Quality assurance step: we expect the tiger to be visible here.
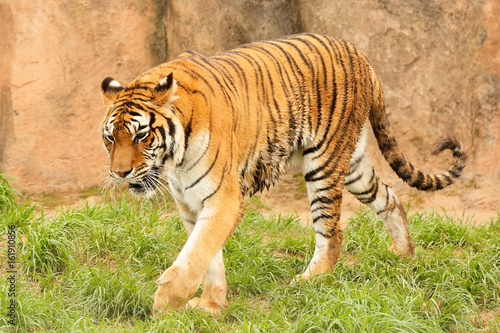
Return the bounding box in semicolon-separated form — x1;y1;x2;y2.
99;33;468;315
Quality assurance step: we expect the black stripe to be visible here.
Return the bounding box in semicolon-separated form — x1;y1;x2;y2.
312;213;338;224
149;112;156;128
367;167;376;184
349;169;376;196
361;180;379;204
434;176;443;190
288;35;323;133
223;50;266;174
390;157;407;178
443;174;452;184
155;126;166;141
214;57;250;132
202;163;228;204
448;169;460;178
122;101;156;113
183;119;192;151
286;35;329;135
349;184;376;196
186;138;210;171
347;154;364;174
155;127;171;159
249;45;292;129
314;175;343;193
266;41;305;83
166;117;175;136
304;141;349;182
381;183;390;211
214;56;248;89
315;230;333;238
310;193;342;207
124;91;151;101
186;147;220;190
344;173;363;186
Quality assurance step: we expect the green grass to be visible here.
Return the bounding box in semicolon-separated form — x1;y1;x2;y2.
1;174;499;332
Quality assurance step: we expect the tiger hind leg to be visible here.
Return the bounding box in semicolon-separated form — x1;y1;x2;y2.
344;127;415;257
299;155;345;279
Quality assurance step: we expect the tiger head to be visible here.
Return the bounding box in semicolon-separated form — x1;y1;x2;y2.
100;73;184;197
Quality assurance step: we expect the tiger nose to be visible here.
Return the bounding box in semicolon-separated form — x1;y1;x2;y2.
112;168;132;178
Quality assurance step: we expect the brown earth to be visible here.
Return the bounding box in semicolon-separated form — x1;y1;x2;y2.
0;0;499;219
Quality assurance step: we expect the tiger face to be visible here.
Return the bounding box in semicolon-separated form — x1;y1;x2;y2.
100;74;184;197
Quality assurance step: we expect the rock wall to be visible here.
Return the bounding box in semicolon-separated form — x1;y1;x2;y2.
0;1;163;192
0;0;499;200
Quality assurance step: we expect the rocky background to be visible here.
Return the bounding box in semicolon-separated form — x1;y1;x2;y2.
0;0;499;212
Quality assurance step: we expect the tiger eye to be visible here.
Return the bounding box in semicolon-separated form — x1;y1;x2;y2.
105;134;114;143
134;132;149;144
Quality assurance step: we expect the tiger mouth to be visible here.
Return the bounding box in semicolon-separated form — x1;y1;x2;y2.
127;166;161;196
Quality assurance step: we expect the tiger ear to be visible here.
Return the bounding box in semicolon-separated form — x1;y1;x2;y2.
153;72;178;105
101;77;124;107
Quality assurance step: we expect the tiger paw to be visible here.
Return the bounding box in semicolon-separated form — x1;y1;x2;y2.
388;244;414;258
186;297;225;315
289;273;311;286
152;265;202;317
291;272;310;283
291;271;330;285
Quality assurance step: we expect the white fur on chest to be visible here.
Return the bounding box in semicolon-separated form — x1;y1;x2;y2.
165;130;214;213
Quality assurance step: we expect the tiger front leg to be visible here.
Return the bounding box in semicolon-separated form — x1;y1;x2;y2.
174;202;229;314
153;177;243;316
187;249;228;314
154;257;228;315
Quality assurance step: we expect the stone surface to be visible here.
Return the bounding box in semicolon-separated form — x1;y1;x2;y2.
1;0;162;192
0;0;498;213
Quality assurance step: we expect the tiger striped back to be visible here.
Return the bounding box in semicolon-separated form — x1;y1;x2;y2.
160;34;374;196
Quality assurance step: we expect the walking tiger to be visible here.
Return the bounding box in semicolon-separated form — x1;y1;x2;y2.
100;33;468;315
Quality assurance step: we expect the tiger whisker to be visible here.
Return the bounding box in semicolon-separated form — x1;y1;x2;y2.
149;172;171;197
151;172;174;193
155;163;190;177
151;167;186;188
99;175;115;200
145;175;166;208
156;178;173;198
